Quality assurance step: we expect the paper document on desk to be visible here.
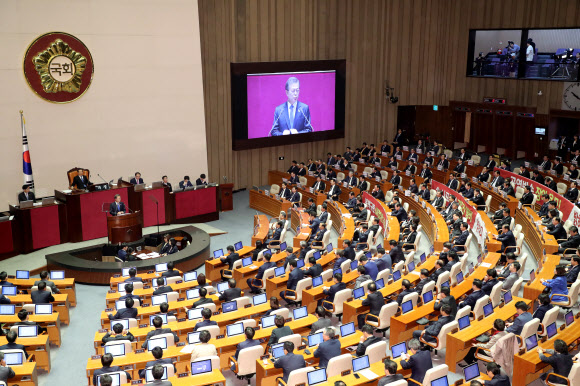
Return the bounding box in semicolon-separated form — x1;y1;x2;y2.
359;369;379;380
137;253;148;258
409;271;420;275
301;232;310;236
342;213;352;218
179;345;195;354
249;265;257;269
480;262;492;268
147;252;160;257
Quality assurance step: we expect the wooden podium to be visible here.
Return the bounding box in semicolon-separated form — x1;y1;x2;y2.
107;211;143;244
219;183;234;211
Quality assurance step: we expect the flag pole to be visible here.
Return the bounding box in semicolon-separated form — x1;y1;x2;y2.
21;110;35;191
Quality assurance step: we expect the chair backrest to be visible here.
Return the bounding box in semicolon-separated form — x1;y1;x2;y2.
515;187;524;199
421;281;435;296
565;362;580;384
563;220;574;233
385;191;393;202
337;172;345;181
376;269;390;284
471;155;481;164
270;184;280;195
340;259;351;273
436;271;450;292
321;231;331;247
22;304;35;313
489;282;503;308
365;340;387;364
299;176;307;186
165;291;179;303
197;303;217;313
539;306;560;336
568;281;580;304
557;183;567;194
197;325;220;339
286;366;315;386
238;319;257;329
293;278;313;301
393;261;404;274
511;277;524;297
455;305;471;321
443;149;453;159
130;281;144;290
449;263;462;285
359;280;373;293
518;318;541;347
509;217;515;231
232;297;251;309
321;269;333;282
403;202;409;212
380;170;389;180
404;251;415;266
330;289;353;315
435;321;458;350
232;259;243;271
414;233;422;249
513;223;522;238
473;295;491;320
364;167;373;175
326;354;353;378
351;164;358;172
30;285;52;294
459;254;468;271
421;364;449;386
236;345;265;376
278;333;302;348
402;292;419;308
165;276;183;285
99;371;127;385
517;253;527;276
262;267;276;287
150;333;176;347
374;302;399;329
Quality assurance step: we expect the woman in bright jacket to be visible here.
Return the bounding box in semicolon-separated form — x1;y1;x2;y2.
541;265;569;303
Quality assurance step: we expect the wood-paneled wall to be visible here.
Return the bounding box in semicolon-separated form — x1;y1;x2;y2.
198;0;580;190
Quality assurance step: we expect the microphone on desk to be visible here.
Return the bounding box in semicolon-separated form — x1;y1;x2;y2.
298;108;314;132
268;111;283;137
149;195;158;204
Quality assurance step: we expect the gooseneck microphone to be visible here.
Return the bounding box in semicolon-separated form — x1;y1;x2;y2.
268;111;283;137
298;108;314;132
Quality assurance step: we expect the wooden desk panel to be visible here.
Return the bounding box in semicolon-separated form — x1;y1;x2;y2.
8;362;37;386
251;215;270;247
302;269;360;314
0;314;61;347
233;250;288;290
0;335;50;372
249;189;291;218
290;210;311;248
477;211;502;252
11;278;77;307
8;294;69;325
204;246;255;283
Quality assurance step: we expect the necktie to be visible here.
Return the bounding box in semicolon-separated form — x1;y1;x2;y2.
289;105;295;129
117;204;120;212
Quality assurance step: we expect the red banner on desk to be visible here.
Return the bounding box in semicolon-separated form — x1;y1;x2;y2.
141;188;166;227
30;205;60;249
494;167;580;226
362;191;389;231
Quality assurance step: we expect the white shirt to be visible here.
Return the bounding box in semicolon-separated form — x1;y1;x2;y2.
287;101;297;129
526;45;534;61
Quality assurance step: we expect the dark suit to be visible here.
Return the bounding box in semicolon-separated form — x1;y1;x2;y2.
280;269;304;303
482;278;499;296
486;374;511;386
559;234;580;253
193;319;218;331
18;191;36;203
102;332;135;344
565;188;579;202
389;246;404;265
567;265;580;283
218;287;242;302
497;230;516;254
321;282;347;308
109;307;138;320
92;366;131;386
271;101;312;136
162;182;172;192
432;196;444;209
414;315;453;342
274;352;306;383
153;285;173;296
195;178;207;186
0;342;28;359
71;175;90;190
390;175;402;185
109;202;127;216
419;168;433;180
0;365;15;383
452;231;469;252
192;297;214;308
447;179;459;190
327;185;342;200
268;325;293;346
142;328;179;348
372;190;385;201
485;160;497;169
355;335;381;357
13;320;46;334
547;223;567;241
459;290;484;310
490;175;504;188
378;374;404;386
437;159;449;170
344;246;356;261
313;338;341;368
358;291;384;328
130;177;144;185
478;172;490;183
31;290;54;304
400;349;433;384
520;192;534;205
434;295;457;318
279;188;291;200
396;289;414;305
304;264;323;278
248;261;276;292
161;269;181;278
220;252;240;270
312;180;326;192
179;180;193;189
233;339;261;360
138;358;176;378
539;351;574;384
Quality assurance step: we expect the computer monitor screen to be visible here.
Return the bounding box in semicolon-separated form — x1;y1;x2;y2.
326;243;333;253
186;289;200;300
280;242;287;251
333;268;342;275
463;363;480;382
50;270;65;280
275;267;286;277
18;325;38;337
422;290;434;304
152;277;167;288
456;271;464;284
271;343;285;359
340;322;355;337
307;368;328;385
546;322;557;339
293;306;308;320
35;304;53;314
145;366;168;382
188;331;201;344
296;259;305;269
188;308;203;320
431;376;449;386
420;253;426;263
365;251;372;259
261;315;276;328
149;314;168;326
393;270;402;281
222;301;238;313
430;245;435;254
152;294;168;306
408;261;415;272
217;282;229;293
184;272;198;282
307;332;324;347
148;337;168;351
2;286;17;296
375;278;385;290
313;276;323;287
503;290;512;304
105;343;126;357
535;127;546;135
441;281;449;289
213;249;224;258
253;293;267;306
3;352;23;366
117;282;128;293
0;305;15;315
16;270;29;279
565;311;574;326
477;254;482;264
115;300;128;310
313;251;321;260
525;334;538;351
468;263;474;274
121;267;135;277
234;241;243;251
350;260;358;270
226;323;244;337
391;342;407;358
155;263;168;273
458;315;471;330
98;373;121;386
353;287;365;299
191;359;212;375
110;319;130;331
242;257;253;267
352;355;370;372
483;302;493;317
401;300;413;314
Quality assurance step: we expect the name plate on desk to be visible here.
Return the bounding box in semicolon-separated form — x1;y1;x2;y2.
99;329;108;333
244;304;252;308
550;170;556;175
342;370;351;376
177;342;186;347
467;160;473;166
472;177;478;184
437;165;443;171
402;146;409;151
131;381;143;385
92;355;102;360
108;290;116;294
285;318;292;323
178;318;186;322
147;270;154;274
139;324;148;328
105;308;114;312
178;297;185;302
396;155;402;160
405;170;410;176
178;373;189;378
175;280;183;284
461;173;467;179
135;349;145;354
422;201;426;209
113;274;120;278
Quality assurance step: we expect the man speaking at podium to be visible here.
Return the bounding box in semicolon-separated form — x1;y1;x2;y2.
109;194;127;216
270;77;313;136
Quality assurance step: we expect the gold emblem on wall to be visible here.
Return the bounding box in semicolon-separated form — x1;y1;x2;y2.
23;32;94;103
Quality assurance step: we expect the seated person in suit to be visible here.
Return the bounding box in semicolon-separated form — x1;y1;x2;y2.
147;364;173;386
231;327;261;371
567;256;580;283
313;327;341;368
453;159;466;175
71;169;91;190
161;237;179;256
414;269;431;294
311;306;332;332
428;259;446;285
401;223;418;250
400;338;433;384
565;181;579;202
354;203;368;224
34;270;60;294
31;281;55;304
189;287;214;308
219;245;240;280
190;330;217;361
359;255;378;280
371;185;385;201
434;286;457;318
92;353;132;386
130;172;144;185
310;223;327;248
267;221;284;245
109;194;126;216
345;192;358;210
288;171;300;185
451;222;470;253
354;266;372;289
378;359;404;386
161;175;172;192
13;309;46;334
193;308;218;331
0;331;28;359
458;279;485;310
0;272;12;287
460;319;507;366
391;203;408;223
102;321;135;344
195;173;207;186
288;186;301;207
108;297;138;320
482;269;499;296
218;278;242;302
538;338;575;384
501;262;520;291
18;184;35;203
280;260;305;305
558;226;580;255
357;282;384;328
355;324;382;357
477;166;490;183
279;182;291;200
373;247;391;273
532;293;553;327
505;301;532;335
495;224;516;257
519;185;534;206
471;188;485;207
268;315;293;346
262;297;281;317
501;180;515;197
297;162;307;176
304;256;323;278
118;283;141;303
142;316;180;349
138;346;176;379
326;179;342;201
161;262;181;278
117;244;129;262
124;268;143;283
152;277;173;295
532;170;545;185
247;252;276;293
413;304;453;343
179;175;193;189
352;224;370;250
545;176;558;191
396;279;414;305
273;341;306;384
319;273;347;309
312;175;325;192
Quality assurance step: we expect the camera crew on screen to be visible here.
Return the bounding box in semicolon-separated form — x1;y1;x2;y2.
269;77;313;136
